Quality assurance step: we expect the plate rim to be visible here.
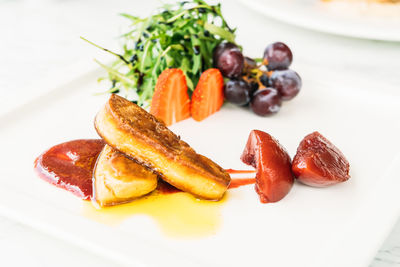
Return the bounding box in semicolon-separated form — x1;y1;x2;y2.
235;0;400;42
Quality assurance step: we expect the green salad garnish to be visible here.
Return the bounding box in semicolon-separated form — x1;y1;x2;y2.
83;0;236;107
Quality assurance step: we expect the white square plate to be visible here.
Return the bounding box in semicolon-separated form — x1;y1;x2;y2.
0;65;399;267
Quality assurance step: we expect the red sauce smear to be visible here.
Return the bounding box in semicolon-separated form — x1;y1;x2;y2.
225;169;256;189
229;178;256;189
34;140;256;200
225;168;256;174
34;139;105;200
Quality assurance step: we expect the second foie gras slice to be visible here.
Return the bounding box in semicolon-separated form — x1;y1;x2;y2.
93;144;158;207
95;94;230;200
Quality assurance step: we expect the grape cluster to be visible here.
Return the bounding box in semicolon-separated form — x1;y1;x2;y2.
213;42;302;116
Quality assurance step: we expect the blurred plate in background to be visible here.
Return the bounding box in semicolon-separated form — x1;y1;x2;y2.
236;0;400;42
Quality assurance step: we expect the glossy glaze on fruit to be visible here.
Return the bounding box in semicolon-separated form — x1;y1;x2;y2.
292;132;350;187
241;130;294;203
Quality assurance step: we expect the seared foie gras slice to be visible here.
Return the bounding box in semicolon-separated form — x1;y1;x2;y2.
93;144;158;207
95;94;230;200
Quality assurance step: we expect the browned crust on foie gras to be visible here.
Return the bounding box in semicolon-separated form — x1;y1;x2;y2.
94;94;230;200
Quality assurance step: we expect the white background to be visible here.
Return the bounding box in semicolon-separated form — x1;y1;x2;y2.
1;0;399;266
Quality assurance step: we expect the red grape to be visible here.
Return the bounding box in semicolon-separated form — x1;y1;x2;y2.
213;42;244;78
250;88;282;116
224;80;252;106
263;42;293;70
269;69;301;101
243;56;257;73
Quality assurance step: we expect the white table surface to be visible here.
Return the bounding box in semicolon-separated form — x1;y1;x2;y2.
1;0;399;266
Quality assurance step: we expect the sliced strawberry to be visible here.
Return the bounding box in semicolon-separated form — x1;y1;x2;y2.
150;68;191;126
191;68;224;122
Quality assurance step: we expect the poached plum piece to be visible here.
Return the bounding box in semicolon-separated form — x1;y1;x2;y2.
241;130;294;203
292;132;350;187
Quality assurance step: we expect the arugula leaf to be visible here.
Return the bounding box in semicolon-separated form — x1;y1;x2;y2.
85;0;236;107
204;23;235;43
